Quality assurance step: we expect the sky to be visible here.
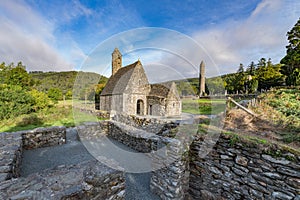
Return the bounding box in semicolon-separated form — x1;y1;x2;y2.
0;0;299;81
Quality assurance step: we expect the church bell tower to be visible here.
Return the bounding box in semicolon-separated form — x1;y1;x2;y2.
112;48;122;76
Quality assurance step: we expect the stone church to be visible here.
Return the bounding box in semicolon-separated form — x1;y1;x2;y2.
99;48;181;116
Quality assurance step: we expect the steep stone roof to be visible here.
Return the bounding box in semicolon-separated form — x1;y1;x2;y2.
149;82;173;98
101;61;140;95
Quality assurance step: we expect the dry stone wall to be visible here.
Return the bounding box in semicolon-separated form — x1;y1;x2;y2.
107;119;189;199
2;116;299;200
111;112;179;134
0;127;66;181
0;132;23;181
0;160;125;200
150;137;190;200
22;126;66;149
0;126;125;200
189;133;300;200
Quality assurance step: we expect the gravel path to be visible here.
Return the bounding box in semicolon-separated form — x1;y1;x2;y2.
20;128;160;200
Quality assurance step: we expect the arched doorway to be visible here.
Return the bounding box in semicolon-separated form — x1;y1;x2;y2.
137;99;144;115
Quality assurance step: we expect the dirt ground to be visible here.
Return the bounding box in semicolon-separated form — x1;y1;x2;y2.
223;108;300;149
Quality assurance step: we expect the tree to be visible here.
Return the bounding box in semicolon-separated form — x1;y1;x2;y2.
206;77;225;95
246;61;256;76
0;62;35;88
234;63;246;93
0;84;34;119
47;88;63;102
257;63;284;90
281;18;300;85
237;63;244;73
29;89;52;111
257;58;267;68
65;90;73;100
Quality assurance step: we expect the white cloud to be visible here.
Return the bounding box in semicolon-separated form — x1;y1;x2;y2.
192;0;300;75
0;0;74;71
0;19;72;71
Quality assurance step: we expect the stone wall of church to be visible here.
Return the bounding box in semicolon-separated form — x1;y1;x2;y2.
166;100;181;116
124;94;148;115
99;95;112;111
165;88;182;116
147;96;166;116
111;94;123;113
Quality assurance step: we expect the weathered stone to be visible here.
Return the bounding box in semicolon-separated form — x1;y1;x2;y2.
286;177;300;189
250;188;264;198
0;165;11;173
262;154;290;165
294;195;300;200
271;191;294;200
235;155;248;166
232;167;248;176
208;166;222;175
200;189;217;200
277;167;300;178
0;173;8;181
220;155;231;160
252;173;273;185
263;172;282;180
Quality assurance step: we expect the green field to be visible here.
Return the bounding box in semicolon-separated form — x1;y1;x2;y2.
0;101;103;133
182;99;226;115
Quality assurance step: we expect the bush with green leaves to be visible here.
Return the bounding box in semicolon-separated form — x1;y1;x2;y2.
29;89;52;111
47;87;63;102
0;84;34;120
262;88;300;131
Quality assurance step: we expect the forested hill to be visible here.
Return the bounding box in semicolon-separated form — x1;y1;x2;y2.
30;71;108;99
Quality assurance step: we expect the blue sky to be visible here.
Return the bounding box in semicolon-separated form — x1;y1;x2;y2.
0;0;299;79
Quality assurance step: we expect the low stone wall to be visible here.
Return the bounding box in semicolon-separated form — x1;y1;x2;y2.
74;106;110;119
21;126;66;150
76;121;109;140
0;126;125;199
111;113;179;134
189;133;300;200
0;160;125;199
0;132;23;180
150;137;190;200
106;120;189;199
108;121;155;153
0;126;66;182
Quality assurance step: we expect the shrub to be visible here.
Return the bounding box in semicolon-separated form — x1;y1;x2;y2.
47;87;63;103
28;89;52;111
0;84;34;119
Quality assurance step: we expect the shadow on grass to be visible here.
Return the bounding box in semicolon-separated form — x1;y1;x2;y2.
3;113;76;133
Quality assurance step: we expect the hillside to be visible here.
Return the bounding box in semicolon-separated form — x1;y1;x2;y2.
30;71;108;99
168;76;226;96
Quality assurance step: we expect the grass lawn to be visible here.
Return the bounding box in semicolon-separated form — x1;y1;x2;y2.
182;99;226;115
0;102;104;133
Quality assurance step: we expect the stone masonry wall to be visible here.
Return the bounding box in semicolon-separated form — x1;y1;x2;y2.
107;119;189;199
0;160;125;199
112;112;179;134
0;132;23;180
0;125;125;200
0;126;66;181
189;133;300;200
150;136;190;200
21;126;66;150
108;121;155;153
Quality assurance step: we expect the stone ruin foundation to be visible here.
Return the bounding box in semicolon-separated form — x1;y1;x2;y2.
0;113;299;199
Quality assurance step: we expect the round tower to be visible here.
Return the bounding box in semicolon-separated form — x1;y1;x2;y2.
199;61;205;97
